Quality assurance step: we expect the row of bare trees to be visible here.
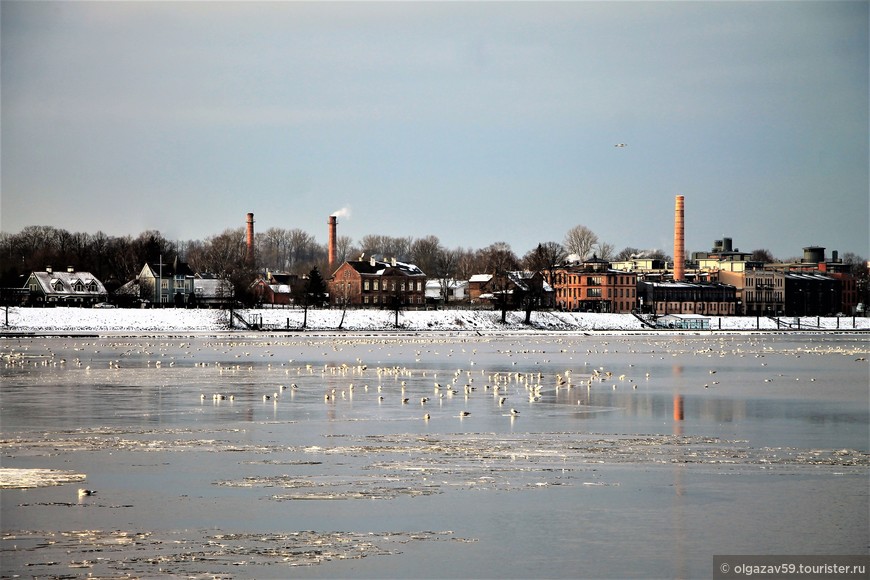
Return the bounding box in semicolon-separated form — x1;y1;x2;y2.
8;222;859;303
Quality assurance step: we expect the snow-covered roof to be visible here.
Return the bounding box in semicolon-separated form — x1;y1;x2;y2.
469;274;492;283
27;270;107;296
344;259;426;277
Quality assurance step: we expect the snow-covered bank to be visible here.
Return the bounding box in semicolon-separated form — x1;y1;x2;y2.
2;307;868;333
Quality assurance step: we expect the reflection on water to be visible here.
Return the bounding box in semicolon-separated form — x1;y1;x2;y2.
1;333;868;578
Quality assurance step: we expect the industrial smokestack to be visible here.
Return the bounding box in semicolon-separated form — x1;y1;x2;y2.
673;195;685;282
246;212;255;265
328;215;337;272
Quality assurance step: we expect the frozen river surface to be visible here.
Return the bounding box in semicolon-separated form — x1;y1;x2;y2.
2;332;868;578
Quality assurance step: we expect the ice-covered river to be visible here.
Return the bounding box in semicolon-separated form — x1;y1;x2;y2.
2;332;868;578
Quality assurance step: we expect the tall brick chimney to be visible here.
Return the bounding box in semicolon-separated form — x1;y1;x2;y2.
246;212;255;265
673;195;685;282
328;215;337;272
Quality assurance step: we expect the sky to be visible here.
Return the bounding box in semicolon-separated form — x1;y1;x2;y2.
2;1;868;261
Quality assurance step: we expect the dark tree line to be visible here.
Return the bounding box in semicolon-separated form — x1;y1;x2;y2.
4;223;864;306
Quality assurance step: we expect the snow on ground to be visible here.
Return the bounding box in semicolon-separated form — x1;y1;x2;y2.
2;307;868;333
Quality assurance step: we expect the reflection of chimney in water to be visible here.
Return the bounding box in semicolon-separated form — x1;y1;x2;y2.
673;394;684;421
673;195;685;281
328;215;337;272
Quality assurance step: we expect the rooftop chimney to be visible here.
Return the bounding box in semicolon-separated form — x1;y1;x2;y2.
246;213;255;265
673;195;685;282
67;266;75;273
328;215;337;272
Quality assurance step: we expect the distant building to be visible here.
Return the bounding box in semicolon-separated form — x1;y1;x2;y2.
425;279;468;304
718;269;785;316
545;255;637;313
470;271;552;309
782;273;841;316
329;257;427;308
24;266;108;306
251;271;297;306
191;274;236;308
636;281;737;316
138;257;195;305
768;247;856;315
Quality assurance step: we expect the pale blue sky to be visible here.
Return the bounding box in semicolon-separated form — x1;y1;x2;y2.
2;1;867;260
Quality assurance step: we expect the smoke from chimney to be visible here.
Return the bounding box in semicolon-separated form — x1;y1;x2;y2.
328;215;337;272
331;207;351;219
246;212;255;265
673;195;685;282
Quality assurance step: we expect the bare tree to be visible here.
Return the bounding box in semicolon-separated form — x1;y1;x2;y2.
563;225;598;260
522;242;565;272
411;235;441;275
433;247;460;304
593;241;615;261
751;249;776;263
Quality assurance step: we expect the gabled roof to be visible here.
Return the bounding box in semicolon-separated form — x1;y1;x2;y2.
142;257;195;278
27;270;107;296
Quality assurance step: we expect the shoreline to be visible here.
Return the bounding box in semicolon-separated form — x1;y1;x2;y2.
2;306;868;336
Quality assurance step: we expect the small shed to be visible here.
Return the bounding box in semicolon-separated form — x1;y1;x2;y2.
655;314;711;330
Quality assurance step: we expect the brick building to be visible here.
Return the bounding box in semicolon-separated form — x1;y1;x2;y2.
545;256;637;313
329;257;427;308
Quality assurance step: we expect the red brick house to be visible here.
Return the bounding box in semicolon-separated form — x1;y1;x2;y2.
329;257;427;308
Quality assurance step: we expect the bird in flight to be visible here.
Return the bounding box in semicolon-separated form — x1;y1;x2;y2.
614;143;628;148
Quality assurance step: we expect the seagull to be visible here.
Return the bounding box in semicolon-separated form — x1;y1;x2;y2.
78;488;96;496
510;408;520;416
614;143;628;148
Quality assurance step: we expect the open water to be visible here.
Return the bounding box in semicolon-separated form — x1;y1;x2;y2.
1;331;868;578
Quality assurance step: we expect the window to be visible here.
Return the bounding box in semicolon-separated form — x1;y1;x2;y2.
53;280;64;292
364;280;370;291
400;282;405;292
374;280;379;291
587;288;602;298
73;281;84;292
161;279;169;290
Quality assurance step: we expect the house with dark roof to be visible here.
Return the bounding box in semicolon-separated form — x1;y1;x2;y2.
470;271;552;309
328;256;427;308
138;257;196;306
24;266;108;306
251;271;297;306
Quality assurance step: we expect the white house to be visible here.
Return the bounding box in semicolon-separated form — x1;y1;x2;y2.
25;266;108;306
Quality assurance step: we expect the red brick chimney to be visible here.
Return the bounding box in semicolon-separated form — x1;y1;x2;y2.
328;215;337;272
673;195;685;282
246;212;255;265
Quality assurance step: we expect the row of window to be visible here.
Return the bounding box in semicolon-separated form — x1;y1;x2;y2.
745;291;783;302
745;276;783;288
552;274;637;286
363;295;425;305
558;287;637;299
160;279;190;290
362;279;424;293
